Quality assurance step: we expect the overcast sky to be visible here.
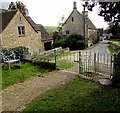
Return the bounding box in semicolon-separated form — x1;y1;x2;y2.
0;0;109;29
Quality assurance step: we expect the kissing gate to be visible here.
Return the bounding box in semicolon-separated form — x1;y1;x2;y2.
54;50;114;79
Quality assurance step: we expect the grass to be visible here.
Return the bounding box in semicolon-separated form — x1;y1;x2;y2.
24;78;120;111
112;41;120;45
1;62;48;89
108;45;118;54
57;60;73;70
45;26;58;30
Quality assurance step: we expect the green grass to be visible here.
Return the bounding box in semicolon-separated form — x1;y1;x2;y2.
24;78;120;111
1;62;48;89
45;26;57;30
112;41;120;45
108;45;118;54
57;60;73;70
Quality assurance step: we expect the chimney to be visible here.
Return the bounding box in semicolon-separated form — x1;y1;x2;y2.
73;2;77;9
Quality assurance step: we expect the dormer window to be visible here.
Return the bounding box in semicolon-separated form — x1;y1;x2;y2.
72;17;74;22
17;24;25;36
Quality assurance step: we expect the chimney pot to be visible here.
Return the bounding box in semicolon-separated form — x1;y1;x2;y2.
73;2;77;9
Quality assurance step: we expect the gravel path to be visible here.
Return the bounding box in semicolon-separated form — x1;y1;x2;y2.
1;40;111;112
2;70;78;111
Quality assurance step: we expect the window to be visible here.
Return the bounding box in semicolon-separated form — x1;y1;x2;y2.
66;30;69;34
72;17;74;22
18;25;25;36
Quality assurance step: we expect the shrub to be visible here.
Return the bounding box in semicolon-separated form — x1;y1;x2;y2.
76;40;85;50
53;33;85;50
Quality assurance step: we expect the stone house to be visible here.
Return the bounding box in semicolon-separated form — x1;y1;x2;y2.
62;2;98;46
0;10;53;55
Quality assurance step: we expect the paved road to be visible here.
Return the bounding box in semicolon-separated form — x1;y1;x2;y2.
85;40;111;54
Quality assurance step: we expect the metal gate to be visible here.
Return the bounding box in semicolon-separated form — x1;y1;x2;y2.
55;50;114;79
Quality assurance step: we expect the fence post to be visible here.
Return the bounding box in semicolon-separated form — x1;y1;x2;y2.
94;52;96;72
79;51;82;74
54;49;57;70
112;52;120;86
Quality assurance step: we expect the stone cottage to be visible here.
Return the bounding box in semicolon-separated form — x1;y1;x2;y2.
0;10;53;55
62;2;98;46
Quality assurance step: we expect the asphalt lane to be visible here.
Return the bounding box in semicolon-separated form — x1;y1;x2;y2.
85;40;111;54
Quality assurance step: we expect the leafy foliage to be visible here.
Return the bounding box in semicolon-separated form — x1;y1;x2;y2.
82;1;120;24
106;22;120;35
8;1;28;15
1;47;29;62
53;33;85;50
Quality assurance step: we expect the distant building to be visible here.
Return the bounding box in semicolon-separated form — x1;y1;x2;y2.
62;2;98;46
0;10;53;55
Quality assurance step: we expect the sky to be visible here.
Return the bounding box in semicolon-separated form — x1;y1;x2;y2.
0;0;109;29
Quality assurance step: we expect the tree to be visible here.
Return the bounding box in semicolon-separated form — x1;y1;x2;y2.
106;22;120;35
8;1;28;15
81;0;120;26
57;15;66;39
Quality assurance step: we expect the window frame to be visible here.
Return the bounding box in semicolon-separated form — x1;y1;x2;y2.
17;24;25;36
66;30;69;35
72;17;74;22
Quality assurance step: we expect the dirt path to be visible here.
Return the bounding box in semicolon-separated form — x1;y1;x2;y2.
2;70;78;111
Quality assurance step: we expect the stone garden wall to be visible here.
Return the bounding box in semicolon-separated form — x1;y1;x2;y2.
24;47;70;61
111;42;120;53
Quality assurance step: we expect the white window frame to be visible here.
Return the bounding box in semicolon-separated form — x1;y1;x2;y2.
17;24;25;36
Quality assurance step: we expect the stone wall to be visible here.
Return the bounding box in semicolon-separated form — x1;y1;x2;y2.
111;42;120;53
25;47;70;61
62;9;86;36
1;10;44;55
88;29;98;47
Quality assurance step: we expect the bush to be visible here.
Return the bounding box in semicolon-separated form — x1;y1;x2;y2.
53;33;85;50
76;40;85;50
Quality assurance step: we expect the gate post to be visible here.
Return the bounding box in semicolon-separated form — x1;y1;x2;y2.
54;49;57;70
112;52;120;86
79;51;82;74
94;52;96;72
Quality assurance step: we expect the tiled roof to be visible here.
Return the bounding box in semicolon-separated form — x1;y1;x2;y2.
0;10;53;41
37;24;53;41
0;10;17;33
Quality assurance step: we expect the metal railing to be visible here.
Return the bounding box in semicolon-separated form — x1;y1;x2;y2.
55;50;114;79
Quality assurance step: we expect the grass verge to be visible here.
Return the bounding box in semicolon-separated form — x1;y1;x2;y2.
1;62;49;89
108;45;118;54
112;41;120;45
24;78;120;111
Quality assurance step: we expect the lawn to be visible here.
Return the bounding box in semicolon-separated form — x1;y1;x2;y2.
108;45;118;54
24;78;120;111
112;41;120;45
1;62;49;89
45;26;57;30
57;60;73;70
